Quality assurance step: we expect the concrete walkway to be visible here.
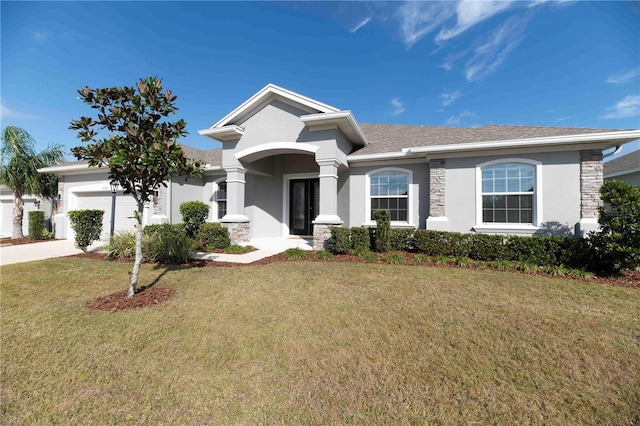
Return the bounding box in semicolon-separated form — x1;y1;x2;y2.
0;240;106;266
0;239;284;266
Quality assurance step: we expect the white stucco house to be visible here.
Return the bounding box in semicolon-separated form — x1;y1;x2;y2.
39;84;640;250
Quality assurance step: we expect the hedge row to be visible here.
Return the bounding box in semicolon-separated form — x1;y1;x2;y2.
330;227;592;270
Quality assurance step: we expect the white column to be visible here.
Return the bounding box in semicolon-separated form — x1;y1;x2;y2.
221;166;249;223
313;159;342;225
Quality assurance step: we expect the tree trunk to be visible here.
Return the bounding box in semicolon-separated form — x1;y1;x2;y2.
128;202;145;297
12;191;24;239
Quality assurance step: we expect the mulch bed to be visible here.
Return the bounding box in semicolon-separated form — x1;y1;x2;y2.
87;286;176;312
79;251;639;312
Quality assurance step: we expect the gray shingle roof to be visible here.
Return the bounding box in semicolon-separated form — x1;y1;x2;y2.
604;150;640;176
354;123;621;155
180;145;222;166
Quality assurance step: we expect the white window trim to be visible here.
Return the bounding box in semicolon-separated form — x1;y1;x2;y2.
364;167;415;227
211;177;227;222
475;158;543;233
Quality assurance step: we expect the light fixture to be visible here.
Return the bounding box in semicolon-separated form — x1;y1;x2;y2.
109;181;118;239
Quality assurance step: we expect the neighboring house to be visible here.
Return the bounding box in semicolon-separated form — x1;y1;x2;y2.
604;150;640;186
40;84;640;249
0;185;53;238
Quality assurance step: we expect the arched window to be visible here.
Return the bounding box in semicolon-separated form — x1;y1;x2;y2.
480;162;536;224
367;169;411;223
213;179;227;220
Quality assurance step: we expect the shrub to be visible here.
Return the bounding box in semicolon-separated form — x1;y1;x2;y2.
454;256;472;267
515;261;539;274
384;252;405;265
589;180;640;274
390;228;415;252
68;209;104;252
411;254;430;265
316;250;333;261
197;222;230;250
362;251;379;263
414;230;451;256
350;227;371;252
567;268;593;279
107;231;136;259
373;210;391;253
284;247;311;260
543;265;567;276
468;234;506;261
28;210;46;240
491;259;512;271
330;227;352;254
143;223;194;264
504;235;552;265
179;201;210;238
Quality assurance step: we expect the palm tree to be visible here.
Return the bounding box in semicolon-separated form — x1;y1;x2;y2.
1;126;65;239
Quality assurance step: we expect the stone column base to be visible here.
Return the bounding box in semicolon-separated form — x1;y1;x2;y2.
577;217;599;237
313;224;334;251
222;222;251;245
426;216;449;231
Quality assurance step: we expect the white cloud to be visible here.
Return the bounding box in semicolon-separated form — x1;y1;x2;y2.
395;1;457;48
436;0;514;42
463;14;529;82
390;98;406;116
0;103;38;120
440;90;462;106
602;95;640;119
445;110;477;126
350;17;372;33
606;69;640;85
34;32;49;42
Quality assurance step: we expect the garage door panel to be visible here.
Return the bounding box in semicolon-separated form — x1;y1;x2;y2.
75;192;138;240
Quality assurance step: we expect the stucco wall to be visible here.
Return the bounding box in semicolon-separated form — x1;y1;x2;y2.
444;151;581;235
169;176;205;224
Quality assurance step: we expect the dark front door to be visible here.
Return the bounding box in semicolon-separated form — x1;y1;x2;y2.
289;178;319;236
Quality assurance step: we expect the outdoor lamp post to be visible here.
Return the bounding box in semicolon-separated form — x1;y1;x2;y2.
110;181;118;239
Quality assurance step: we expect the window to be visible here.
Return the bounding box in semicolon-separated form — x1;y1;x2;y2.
369;170;410;222
481;163;535;224
214;180;227;220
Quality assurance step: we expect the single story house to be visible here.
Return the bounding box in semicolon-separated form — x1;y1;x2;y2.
40;84;640;249
604;150;640;186
0;185;54;238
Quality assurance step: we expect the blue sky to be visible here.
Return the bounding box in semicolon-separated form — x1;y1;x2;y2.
2;1;639;159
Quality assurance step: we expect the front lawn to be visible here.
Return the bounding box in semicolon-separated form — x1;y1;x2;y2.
1;258;639;424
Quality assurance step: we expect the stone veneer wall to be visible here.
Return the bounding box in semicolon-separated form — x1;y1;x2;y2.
313;224;332;251
222;222;251;245
429;159;446;217
580;150;603;219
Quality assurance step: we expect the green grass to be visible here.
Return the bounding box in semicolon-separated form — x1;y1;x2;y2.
2;258;639;424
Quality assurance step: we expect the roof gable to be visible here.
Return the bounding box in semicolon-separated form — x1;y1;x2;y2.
211;84;339;128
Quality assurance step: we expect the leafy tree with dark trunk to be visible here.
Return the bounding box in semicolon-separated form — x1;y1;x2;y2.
1;126;64;239
70;76;203;297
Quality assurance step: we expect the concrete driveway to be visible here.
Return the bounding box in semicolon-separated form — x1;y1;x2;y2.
0;240;105;266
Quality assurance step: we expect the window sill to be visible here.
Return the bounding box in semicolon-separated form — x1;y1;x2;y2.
473;224;540;235
363;222;416;229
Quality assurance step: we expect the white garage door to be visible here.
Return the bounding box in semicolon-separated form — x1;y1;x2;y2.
75;192;139;240
1;196;38;238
